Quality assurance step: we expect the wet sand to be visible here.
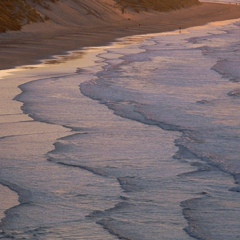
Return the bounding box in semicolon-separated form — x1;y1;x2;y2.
0;185;19;220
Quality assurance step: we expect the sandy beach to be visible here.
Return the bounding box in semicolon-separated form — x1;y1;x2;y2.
0;1;240;235
0;2;240;71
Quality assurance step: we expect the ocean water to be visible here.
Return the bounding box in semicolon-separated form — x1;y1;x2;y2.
0;7;240;240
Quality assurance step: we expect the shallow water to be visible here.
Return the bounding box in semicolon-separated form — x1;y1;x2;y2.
200;0;240;3
0;9;240;240
80;19;240;240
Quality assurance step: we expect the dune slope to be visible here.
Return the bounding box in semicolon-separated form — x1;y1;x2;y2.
0;0;201;32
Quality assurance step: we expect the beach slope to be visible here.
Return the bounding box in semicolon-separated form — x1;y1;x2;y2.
0;0;240;69
0;1;240;70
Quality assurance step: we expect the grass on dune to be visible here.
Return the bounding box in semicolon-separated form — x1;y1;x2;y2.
115;0;200;12
0;0;44;33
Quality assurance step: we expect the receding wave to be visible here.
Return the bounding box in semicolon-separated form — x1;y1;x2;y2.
81;19;240;240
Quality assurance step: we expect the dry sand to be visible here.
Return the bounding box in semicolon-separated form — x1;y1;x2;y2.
0;2;240;70
0;0;240;225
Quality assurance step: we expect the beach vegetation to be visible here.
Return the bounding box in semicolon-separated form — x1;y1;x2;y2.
115;0;200;12
0;0;54;33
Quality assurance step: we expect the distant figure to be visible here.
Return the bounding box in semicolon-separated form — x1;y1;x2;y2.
179;27;181;33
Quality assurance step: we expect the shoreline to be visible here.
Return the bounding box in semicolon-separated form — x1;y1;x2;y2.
0;1;240;231
0;3;240;71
